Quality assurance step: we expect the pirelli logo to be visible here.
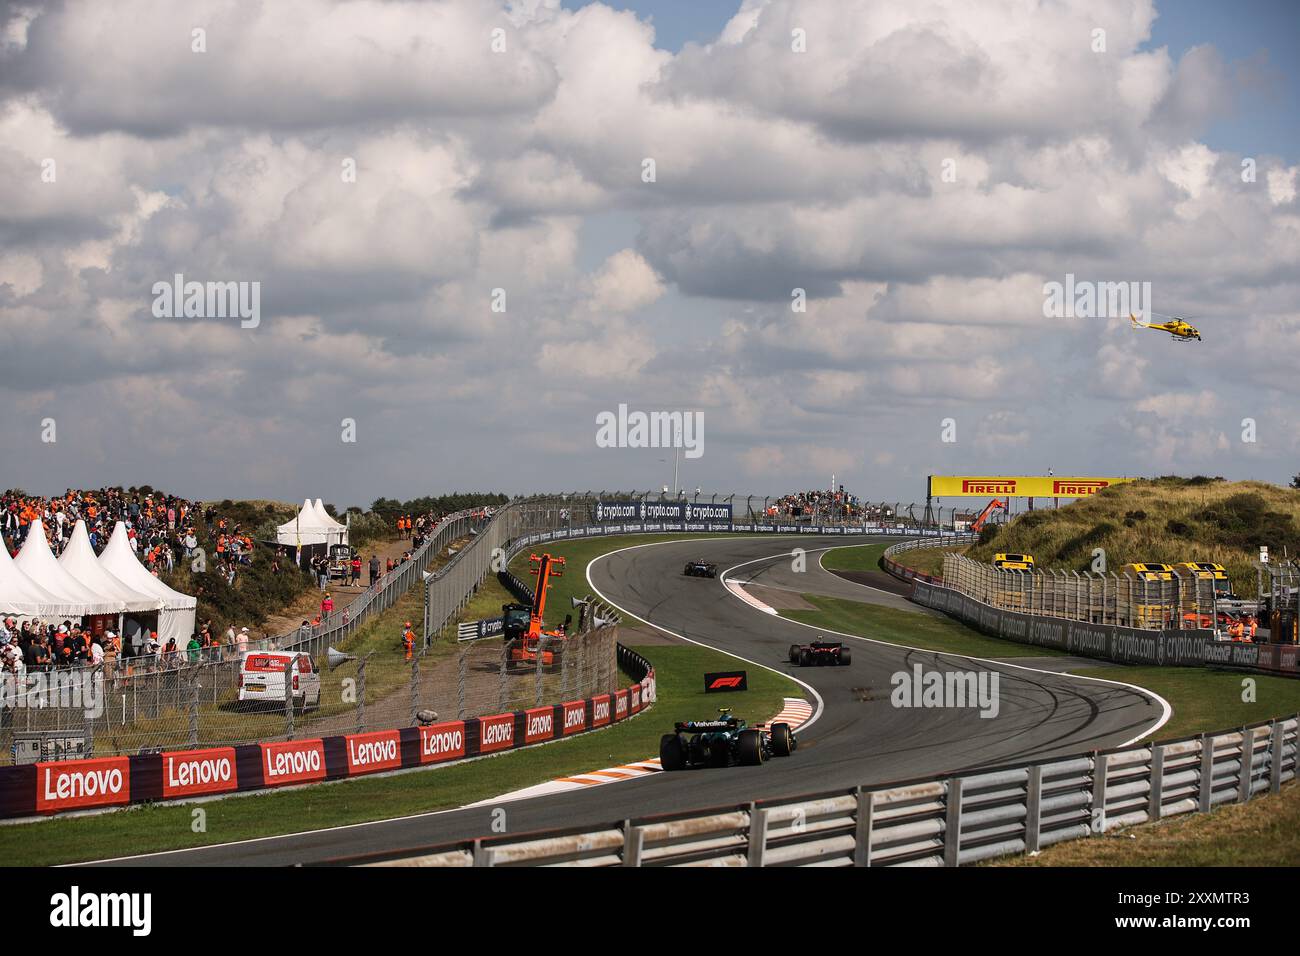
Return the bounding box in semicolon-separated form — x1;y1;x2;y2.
961;479;1017;495
933;475;1133;498
1052;479;1109;496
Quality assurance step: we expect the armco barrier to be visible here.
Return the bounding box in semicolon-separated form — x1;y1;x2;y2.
337;714;1298;867
880;534;976;584
0;641;654;820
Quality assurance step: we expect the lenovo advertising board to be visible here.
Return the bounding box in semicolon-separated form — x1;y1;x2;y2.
161;747;238;799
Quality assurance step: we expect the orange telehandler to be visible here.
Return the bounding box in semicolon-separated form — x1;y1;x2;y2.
501;552;571;668
970;498;1007;533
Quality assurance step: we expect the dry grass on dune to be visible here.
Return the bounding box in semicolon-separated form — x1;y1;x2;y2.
966;477;1300;594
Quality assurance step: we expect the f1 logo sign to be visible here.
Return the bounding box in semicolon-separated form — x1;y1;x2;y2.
705;671;748;693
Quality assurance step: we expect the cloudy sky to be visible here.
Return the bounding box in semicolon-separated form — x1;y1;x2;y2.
1;0;1297;509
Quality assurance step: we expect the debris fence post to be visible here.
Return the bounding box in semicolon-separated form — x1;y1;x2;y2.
409;656;420;727
457;645;468;721
188;666;200;747
498;639;509;712
284;658;295;740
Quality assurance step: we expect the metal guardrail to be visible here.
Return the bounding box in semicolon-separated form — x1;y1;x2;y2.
881;534;978;584
355;716;1298;866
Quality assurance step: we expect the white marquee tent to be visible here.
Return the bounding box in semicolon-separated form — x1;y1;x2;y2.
0;531;83;617
98;522;197;646
58;520;161;613
13;521;120;616
312;499;347;533
275;498;348;547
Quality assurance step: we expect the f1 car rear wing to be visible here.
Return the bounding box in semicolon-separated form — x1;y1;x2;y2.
675;719;739;732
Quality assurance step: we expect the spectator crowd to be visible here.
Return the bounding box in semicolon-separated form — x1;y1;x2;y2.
0;488;493;678
764;487;866;521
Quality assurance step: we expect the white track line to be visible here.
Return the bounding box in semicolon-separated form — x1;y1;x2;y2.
586;538;827;735
718;549;1172;748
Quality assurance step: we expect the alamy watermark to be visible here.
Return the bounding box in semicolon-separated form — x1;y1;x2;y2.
152;273;260;328
1042;273;1151;322
595;404;703;459
1;671;103;719
890;664;1000;719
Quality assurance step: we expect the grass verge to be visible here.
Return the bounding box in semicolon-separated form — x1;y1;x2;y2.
991;780;1300;866
0;642;799;866
820;541;893;572
781;594;1063;659
1069;665;1300;743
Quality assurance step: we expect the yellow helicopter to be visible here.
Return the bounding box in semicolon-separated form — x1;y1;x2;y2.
1130;312;1201;341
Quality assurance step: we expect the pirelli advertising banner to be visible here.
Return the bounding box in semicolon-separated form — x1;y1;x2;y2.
928;475;1135;498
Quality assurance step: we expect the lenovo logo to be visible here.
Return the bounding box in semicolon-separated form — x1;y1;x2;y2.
262;741;325;784
419;723;466;762
346;733;400;772
961;479;1017;495
483;723;513;744
38;758;130;812
563;702;586;733
163;749;235;797
525;709;554;743
479;716;515;752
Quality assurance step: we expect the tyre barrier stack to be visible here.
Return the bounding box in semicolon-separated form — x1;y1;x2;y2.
0;643;655;821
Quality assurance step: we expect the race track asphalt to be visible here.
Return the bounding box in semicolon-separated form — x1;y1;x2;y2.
89;535;1166;866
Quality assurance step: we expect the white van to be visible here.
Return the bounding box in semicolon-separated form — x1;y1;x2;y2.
237;651;322;711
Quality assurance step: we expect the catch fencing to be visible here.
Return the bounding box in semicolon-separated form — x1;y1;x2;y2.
0;502;620;763
344;715;1297;867
0;618;619;761
941;553;1217;630
0;626;652;820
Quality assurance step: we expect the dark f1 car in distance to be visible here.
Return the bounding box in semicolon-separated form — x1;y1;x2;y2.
788;640;851;666
659;708;796;770
683;559;718;578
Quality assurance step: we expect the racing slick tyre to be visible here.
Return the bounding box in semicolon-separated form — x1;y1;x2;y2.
799;649;811;667
770;722;794;757
839;647;851;666
789;644;801;664
683;564;691;576
737;729;764;766
659;733;687;771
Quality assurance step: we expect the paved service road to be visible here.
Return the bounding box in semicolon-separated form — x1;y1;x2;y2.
90;535;1165;866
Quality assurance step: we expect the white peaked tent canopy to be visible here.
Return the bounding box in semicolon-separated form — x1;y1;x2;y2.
275;498;347;546
59;520;161;613
312;499;347;531
14;520;121;615
311;499;349;544
0;532;84;617
98;521;197;646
